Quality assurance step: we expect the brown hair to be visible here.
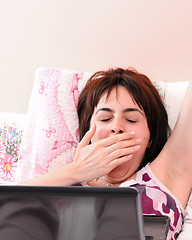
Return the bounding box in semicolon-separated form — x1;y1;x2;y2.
77;68;169;169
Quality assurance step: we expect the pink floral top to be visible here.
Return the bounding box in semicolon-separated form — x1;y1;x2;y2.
120;164;185;240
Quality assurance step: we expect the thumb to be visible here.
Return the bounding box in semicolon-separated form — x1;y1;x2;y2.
78;124;96;147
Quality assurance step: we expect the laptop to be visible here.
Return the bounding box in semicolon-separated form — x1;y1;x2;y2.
143;215;170;240
0;185;169;240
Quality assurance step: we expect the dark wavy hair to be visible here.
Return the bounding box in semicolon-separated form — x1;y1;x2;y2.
77;68;170;169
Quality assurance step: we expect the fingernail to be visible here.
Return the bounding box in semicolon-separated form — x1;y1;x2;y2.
90;124;95;130
134;145;140;150
127;154;133;159
129;131;135;135
135;139;142;143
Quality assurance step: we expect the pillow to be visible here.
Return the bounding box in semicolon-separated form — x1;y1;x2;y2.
153;80;189;130
15;68;92;183
15;67;190;183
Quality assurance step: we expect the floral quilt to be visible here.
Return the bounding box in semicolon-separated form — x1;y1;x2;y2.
0;124;23;183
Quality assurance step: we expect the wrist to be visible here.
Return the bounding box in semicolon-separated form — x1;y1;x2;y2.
62;163;80;186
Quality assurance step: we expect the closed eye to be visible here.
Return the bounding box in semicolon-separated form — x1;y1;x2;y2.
126;119;137;123
100;118;111;122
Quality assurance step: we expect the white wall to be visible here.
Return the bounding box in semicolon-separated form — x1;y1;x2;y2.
0;0;192;113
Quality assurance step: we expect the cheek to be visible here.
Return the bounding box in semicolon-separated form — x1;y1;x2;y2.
141;129;151;149
134;130;151;161
135;124;151;149
90;123;109;143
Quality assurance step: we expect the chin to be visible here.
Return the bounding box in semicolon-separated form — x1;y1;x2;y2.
107;161;134;182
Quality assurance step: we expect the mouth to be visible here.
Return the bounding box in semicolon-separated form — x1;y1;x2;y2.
107;160;133;181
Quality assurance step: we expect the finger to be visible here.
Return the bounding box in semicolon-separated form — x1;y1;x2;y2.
108;144;140;161
78;124;96;147
100;131;136;147
105;138;142;154
107;154;133;170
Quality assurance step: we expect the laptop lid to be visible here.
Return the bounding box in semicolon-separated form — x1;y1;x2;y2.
0;185;145;240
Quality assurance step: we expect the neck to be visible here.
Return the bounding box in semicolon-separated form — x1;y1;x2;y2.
87;172;137;187
88;177;123;187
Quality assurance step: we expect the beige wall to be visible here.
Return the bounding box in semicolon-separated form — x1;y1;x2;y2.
0;0;192;113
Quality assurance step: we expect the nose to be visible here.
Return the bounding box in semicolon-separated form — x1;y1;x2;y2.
110;121;124;134
110;116;125;134
111;128;124;134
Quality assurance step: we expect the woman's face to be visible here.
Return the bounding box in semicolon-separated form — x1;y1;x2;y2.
90;85;151;183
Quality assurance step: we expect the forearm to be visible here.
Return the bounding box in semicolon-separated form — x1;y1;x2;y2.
165;81;192;167
19;163;79;186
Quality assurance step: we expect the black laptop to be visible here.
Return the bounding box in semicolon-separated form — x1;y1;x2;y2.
0;185;169;240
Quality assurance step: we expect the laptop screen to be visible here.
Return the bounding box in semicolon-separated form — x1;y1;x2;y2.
0;185;145;240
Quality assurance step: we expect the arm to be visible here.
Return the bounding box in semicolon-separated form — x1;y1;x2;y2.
20;125;140;186
151;81;192;206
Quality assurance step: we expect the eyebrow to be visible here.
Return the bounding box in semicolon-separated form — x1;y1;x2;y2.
96;107;144;115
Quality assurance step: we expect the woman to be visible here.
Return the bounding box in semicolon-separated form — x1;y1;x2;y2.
23;68;192;239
